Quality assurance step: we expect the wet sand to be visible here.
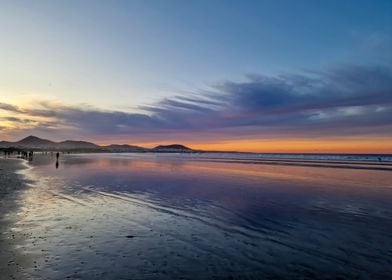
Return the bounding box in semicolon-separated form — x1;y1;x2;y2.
2;154;392;279
0;159;32;280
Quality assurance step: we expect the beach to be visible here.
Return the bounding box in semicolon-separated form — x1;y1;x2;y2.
0;159;32;280
1;153;392;279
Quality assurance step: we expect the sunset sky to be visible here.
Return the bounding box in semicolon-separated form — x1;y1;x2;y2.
1;0;391;152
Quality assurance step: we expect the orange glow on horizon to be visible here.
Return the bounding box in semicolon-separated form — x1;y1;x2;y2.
96;137;392;154
191;138;392;154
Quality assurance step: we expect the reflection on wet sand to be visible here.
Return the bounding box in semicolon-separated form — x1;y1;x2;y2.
10;154;392;279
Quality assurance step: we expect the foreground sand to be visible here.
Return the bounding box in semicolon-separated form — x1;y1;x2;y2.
0;159;32;280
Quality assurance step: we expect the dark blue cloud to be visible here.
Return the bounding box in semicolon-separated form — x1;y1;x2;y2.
3;64;392;141
218;65;392;113
145;64;392;137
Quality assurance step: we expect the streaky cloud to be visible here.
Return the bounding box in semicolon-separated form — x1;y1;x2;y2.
2;64;392;142
0;102;21;113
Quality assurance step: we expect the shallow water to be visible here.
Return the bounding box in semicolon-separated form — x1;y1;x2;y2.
11;153;392;279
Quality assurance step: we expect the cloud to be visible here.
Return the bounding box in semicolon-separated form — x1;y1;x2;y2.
0;102;21;113
134;64;392;138
1;64;392;142
0;116;40;124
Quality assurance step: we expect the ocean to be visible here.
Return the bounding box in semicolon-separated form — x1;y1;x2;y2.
11;153;392;279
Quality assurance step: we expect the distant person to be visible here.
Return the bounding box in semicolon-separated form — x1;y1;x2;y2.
28;151;34;161
55;152;60;169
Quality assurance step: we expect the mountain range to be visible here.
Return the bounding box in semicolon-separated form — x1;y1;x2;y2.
0;136;194;153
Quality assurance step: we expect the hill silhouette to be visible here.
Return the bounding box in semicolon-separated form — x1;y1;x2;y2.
153;144;193;152
0;136;195;153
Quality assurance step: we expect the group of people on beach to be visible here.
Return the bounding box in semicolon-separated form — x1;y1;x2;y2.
2;150;13;158
20;151;34;161
2;149;60;163
2;149;34;161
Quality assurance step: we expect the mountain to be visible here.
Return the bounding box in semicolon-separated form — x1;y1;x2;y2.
153;144;193;152
0;136;99;150
57;140;100;149
16;135;56;148
0;140;14;148
0;136;194;153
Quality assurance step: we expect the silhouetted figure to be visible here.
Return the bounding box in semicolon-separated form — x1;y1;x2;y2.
55;152;60;168
28;151;34;161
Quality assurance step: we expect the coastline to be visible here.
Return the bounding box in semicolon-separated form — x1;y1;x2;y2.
0;158;33;279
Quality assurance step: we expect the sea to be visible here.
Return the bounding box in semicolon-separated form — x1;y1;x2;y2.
10;152;392;279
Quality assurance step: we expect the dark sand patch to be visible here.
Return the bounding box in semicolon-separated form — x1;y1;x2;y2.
0;159;33;280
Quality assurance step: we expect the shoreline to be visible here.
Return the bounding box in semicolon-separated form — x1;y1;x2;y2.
0;158;33;279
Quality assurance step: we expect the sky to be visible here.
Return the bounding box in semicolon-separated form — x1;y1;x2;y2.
0;0;391;152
